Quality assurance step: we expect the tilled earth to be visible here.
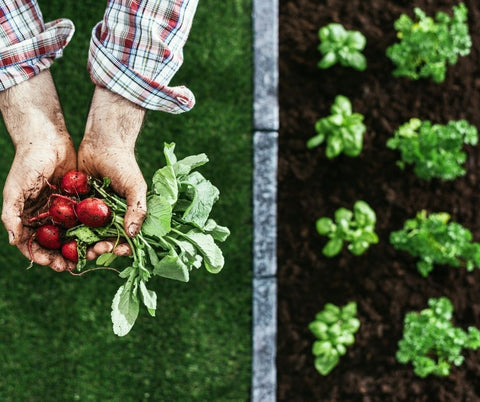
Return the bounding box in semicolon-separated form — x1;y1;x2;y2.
277;0;480;400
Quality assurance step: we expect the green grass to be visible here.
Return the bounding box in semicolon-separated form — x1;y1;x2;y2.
0;1;252;400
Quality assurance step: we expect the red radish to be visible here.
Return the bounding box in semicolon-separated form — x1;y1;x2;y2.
61;170;90;196
76;198;111;228
48;196;78;228
29;194;78;228
61;240;79;262
36;224;62;249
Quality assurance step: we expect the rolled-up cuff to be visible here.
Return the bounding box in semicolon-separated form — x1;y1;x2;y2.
0;18;75;91
87;22;195;114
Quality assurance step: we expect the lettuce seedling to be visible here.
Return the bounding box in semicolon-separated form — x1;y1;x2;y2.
386;3;471;83
390;210;480;277
316;200;378;257
307;95;366;158
387;118;478;180
309;301;360;375
317;23;367;71
397;297;480;377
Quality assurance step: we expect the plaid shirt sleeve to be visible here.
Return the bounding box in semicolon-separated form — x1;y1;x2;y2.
88;0;199;114
0;1;74;91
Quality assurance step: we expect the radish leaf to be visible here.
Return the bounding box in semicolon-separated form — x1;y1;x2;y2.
142;195;172;238
111;284;140;337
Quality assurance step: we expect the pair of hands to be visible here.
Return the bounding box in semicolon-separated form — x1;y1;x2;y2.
0;70;147;272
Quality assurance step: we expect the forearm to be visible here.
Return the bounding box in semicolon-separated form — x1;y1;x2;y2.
82;86;146;149
0;70;69;148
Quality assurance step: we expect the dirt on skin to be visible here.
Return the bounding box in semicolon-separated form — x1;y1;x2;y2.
277;0;480;400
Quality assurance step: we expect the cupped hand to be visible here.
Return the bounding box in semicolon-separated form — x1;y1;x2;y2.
0;71;77;272
78;86;147;238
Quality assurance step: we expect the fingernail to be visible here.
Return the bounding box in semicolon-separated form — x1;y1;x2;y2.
8;231;15;244
128;223;139;237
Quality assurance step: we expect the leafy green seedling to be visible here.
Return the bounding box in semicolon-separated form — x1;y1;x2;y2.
316;201;378;257
309;301;360;375
397;297;480;377
390;210;480;277
387;118;478;180
386;3;471;83
318;23;367;71
307;95;366;158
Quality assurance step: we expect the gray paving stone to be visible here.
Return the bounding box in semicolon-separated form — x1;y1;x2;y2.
252;0;278;400
253;131;278;278
253;0;279;131
252;277;277;402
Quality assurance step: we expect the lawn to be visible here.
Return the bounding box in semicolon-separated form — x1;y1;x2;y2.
0;1;253;400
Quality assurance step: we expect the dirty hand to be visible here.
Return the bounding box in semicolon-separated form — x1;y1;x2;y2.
0;70;77;272
78;86;147;261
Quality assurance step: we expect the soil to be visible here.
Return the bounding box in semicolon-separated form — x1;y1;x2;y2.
277;0;480;400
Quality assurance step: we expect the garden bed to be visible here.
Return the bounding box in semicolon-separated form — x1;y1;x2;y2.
277;0;480;400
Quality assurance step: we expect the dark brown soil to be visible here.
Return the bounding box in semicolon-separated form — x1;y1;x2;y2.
277;1;480;400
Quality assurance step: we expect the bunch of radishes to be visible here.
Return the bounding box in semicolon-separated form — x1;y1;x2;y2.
28;170;112;264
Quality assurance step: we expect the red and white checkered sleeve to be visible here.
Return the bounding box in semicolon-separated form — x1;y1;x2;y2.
88;0;199;113
0;0;74;91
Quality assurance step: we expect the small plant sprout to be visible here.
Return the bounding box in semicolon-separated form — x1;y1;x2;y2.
386;3;471;83
307;95;366;158
397;297;480;377
316;201;378;257
390;210;480;277
317;23;367;71
309;301;360;375
387;118;478;180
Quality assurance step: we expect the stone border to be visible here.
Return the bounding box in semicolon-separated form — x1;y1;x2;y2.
252;0;278;401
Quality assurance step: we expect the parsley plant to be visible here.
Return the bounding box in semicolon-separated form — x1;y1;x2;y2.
386;118;478;180
316;201;378;257
390;210;480;277
317;23;367;71
386;3;472;83
309;302;360;375
397;297;480;377
307;95;366;158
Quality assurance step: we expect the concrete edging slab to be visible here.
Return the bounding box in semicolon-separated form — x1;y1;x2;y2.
252;0;279;401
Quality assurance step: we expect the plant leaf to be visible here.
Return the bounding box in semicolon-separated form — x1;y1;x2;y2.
307;132;326;149
111;285;140;337
180;172;219;228
344;51;367;71
204;219;231;242
139;280;157;317
66;226;101;244
163;142;177;165
152;165;178;205
174;154;209;176
313;345;340;375
331;95;352;116
142;194;172;238
182;230;224;273
316;217;334;235
323;238;343;257
96;252;117;266
153;251;190;282
318;52;337;69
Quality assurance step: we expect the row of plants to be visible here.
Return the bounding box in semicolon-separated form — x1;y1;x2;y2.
305;3;480;378
307;94;478;182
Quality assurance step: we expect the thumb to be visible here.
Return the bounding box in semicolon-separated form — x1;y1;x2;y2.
123;179;148;237
1;194;24;245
